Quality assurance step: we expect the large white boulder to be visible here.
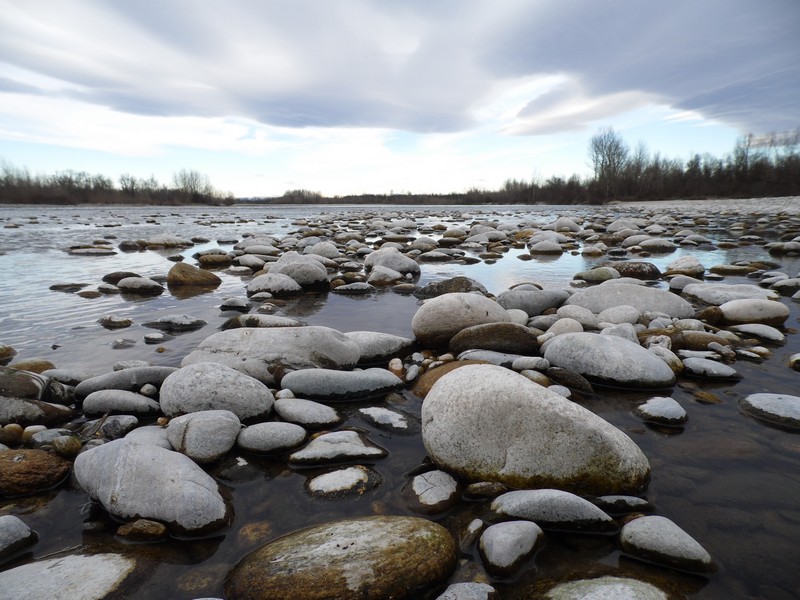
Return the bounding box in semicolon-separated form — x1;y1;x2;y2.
421;365;650;494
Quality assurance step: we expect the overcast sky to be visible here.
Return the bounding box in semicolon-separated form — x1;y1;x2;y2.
0;0;797;197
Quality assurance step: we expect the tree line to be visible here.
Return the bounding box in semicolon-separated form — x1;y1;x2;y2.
0;164;234;205
257;126;800;206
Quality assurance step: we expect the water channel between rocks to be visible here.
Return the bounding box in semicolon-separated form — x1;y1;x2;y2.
0;200;799;599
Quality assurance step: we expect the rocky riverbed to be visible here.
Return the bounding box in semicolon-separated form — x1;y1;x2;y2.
0;199;799;599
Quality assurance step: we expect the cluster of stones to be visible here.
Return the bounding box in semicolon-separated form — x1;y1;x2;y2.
3;205;800;597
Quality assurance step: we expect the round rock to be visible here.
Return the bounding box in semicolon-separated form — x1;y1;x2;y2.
421;365;650;495
740;393;800;430
160;362;274;421
412;293;510;347
279;368;402;402
166;410;241;463
224;516;456;600
237;422;307;453
479;520;543;576
491;489;617;533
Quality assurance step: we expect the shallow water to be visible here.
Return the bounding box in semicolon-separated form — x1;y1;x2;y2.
1;201;800;599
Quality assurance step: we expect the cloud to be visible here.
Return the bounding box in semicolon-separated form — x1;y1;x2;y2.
0;0;796;148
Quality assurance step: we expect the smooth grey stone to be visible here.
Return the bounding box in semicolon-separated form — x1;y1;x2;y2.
246;273;303;296
565;283;694;318
0;515;37;561
728;323;785;342
359;407;409;431
288;430;386;465
116;277;164;294
544;575;669;600
364;247;421;275
220;314;302;330
142;314;206;332
479;521;542;575
543;332;676;388
682;357;741;380
74;367;177;400
422;365;650;495
620;515;715;572
273;398;341;428
124;425;173;449
436;582;497;600
280;368;402;402
683;282;777;305
82;390;160;416
634;397;687;426
412;293;510;346
0;554;137;598
74;439;231;535
456;349;528;368
492;489;617;533
740;393;800;430
167;410;241;464
496;289;571;317
160;363;274;421
331;282;375;295
344;331;414;364
237;422;307;453
181;326;360;385
719;298;789;326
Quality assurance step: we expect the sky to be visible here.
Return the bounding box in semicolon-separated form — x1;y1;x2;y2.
0;0;797;198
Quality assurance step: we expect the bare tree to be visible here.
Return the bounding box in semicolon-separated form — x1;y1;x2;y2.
172;169;212;199
588;127;629;200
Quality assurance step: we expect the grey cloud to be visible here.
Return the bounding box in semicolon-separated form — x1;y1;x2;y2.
483;0;800;134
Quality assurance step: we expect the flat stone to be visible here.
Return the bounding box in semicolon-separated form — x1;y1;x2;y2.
492;489;617;533
682;283;777;305
0;515;37;561
620;515;715;572
306;465;381;498
116;277;164;294
0;553;137;599
74;366;178;400
404;469;459;514
142;314;206;332
359;407;409;431
634;397;687;426
682;357;741;380
566;283;694;318
288;430;386;465
181;326;360;385
718;298;789;326
273;398;341;428
344;331;414;364
740;393;800;430
224;516;456;600
449;322;539;355
82;390;161;416
280;368;402;402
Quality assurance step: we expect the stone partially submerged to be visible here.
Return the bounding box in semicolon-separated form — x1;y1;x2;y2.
565;283;694;318
543;332;676;388
181;326;360;385
74;439;232;535
224;516;456;600
421;365;650;495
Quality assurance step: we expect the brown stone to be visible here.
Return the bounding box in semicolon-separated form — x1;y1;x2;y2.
0;449;71;497
225;516;456;600
449;322;539;356
6;359;56;374
411;360;488;398
116;519;168;542
167;262;222;286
